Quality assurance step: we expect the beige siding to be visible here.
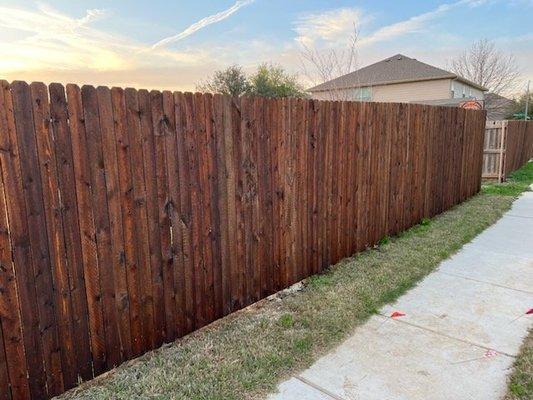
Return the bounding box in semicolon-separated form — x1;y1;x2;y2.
311;88;367;101
451;80;484;100
310;78;484;103
372;79;451;102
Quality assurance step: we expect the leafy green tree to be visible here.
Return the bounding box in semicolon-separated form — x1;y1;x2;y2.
248;63;307;98
197;65;250;97
509;92;532;120
198;63;307;98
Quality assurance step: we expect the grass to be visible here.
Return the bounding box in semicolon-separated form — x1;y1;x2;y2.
481;161;533;196
484;162;533;400
504;330;532;400
60;162;533;400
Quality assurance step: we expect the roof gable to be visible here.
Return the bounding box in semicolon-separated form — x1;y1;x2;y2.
309;54;485;92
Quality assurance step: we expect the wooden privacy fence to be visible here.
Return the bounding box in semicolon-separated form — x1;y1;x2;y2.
482;120;533;181
0;80;485;400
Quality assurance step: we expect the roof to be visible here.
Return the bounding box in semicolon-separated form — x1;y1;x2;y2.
484;93;516;121
411;98;477;107
308;54;488;92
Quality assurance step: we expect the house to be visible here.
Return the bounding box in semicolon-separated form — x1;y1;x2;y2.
308;54;487;106
484;93;516;120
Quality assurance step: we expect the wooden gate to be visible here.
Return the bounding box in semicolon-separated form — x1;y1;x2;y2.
482;120;533;182
482;120;507;182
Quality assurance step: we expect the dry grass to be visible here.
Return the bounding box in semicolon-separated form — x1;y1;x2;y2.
57;192;515;400
504;330;533;399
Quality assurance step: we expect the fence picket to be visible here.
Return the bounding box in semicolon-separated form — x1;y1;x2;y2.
0;81;33;400
11;80;64;396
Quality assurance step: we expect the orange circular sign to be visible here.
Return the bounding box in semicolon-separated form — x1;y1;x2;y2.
460;100;483;110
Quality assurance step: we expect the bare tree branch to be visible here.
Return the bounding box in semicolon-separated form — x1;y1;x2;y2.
449;39;520;96
299;25;360;101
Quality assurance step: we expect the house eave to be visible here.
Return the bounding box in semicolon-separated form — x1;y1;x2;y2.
308;75;457;93
309;75;489;93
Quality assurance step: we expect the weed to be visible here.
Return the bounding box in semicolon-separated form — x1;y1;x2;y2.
278;314;294;329
378;236;390;246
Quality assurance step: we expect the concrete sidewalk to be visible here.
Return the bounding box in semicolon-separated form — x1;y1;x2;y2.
268;191;533;400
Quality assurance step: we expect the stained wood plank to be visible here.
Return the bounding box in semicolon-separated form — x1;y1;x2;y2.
66;83;107;375
183;92;208;325
0;325;9;400
0;81;33;400
30;82;78;390
173;92;197;331
49;83;93;381
207;93;224;318
11;80;64;397
150;90;176;340
230;96;246;309
212;94;232;313
240;96;259;304
308;99;321;273
109;87;137;358
137;89;164;348
96;86;131;362
81;85;122;369
163;90;188;334
195;93;216;316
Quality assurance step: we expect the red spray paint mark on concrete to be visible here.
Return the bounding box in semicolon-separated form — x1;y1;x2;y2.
484;350;497;358
390;311;406;318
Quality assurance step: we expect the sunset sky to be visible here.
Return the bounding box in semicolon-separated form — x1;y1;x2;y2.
0;0;531;94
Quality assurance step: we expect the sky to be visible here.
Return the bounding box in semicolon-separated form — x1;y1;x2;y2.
0;0;531;94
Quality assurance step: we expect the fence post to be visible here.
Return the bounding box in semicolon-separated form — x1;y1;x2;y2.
498;121;507;182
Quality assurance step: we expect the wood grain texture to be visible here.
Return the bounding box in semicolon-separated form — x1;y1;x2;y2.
0;82;490;400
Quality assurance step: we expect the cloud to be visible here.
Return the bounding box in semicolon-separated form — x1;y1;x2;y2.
152;0;255;49
358;3;454;47
77;8;108;26
0;4;212;75
293;0;489;51
294;8;364;47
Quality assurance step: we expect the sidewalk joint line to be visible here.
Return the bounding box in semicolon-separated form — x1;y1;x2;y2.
506;213;533;219
464;247;533;262
377;314;516;358
295;376;348;400
437;271;533;294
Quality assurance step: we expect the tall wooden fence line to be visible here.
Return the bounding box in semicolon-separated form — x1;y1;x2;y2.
482;120;533;182
0;80;485;400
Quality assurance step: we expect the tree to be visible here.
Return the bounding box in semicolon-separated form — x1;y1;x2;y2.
510;91;533;120
299;26;359;101
197;63;306;98
449;39;520;95
197;65;250;97
248;63;306;98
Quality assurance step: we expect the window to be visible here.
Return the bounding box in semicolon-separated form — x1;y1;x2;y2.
354;87;372;101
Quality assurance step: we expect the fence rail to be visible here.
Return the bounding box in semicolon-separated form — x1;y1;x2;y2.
0;80;485;400
482;120;533;182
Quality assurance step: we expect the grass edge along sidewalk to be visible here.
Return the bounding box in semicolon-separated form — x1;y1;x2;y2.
504;329;533;400
499;162;533;400
59;163;533;400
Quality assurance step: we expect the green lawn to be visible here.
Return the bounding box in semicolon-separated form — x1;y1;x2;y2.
504;329;533;400
481;161;533;196
60;162;533;400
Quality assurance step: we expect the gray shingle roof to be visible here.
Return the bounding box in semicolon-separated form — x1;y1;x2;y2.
484;93;516;121
308;54;486;92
